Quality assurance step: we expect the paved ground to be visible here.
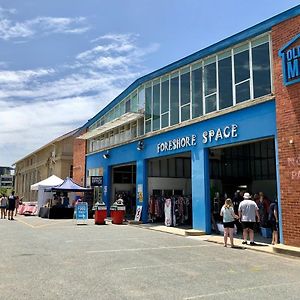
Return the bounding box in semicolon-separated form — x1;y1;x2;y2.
1;216;300;300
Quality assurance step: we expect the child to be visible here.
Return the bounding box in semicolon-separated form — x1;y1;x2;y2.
0;194;8;219
220;198;239;247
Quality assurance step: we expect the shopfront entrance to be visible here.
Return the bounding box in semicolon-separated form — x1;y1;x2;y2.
111;164;136;219
209;138;277;242
147;152;192;227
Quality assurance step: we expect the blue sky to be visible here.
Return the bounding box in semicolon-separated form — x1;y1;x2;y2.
0;0;299;166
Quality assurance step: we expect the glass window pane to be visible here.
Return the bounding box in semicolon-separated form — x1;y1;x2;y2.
145;86;152;120
170;76;179;125
125;99;131;113
192;67;203;118
138;117;144;136
236;81;250;103
120;102;125;115
180;71;190;105
218;56;233;109
161;159;168;177
176;158;184;177
205;94;217;114
161;113;169;129
161;79;169;114
181;105;190;122
252;43;271;98
138;88;145;111
145;119;151;133
204;62;216;95
168;158;176;177
131;94;138;112
234;50;249;83
153;83;160;131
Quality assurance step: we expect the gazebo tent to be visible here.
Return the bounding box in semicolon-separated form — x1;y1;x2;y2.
51;177;92;192
30;175;64;211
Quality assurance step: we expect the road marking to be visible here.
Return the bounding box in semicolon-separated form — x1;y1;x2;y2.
183;281;300;299
15;218;71;229
120;259;215;271
87;244;210;254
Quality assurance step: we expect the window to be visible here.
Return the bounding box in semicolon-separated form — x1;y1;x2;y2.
252;41;271;98
145;84;152;133
125;99;131;113
204;58;217;113
218;51;233;109
170;74;179;125
234;44;250;103
152;81;160;131
131;93;138;112
180;68;191;122
192;64;203;118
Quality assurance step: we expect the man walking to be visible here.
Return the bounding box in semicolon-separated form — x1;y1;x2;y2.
7;191;16;220
238;192;260;245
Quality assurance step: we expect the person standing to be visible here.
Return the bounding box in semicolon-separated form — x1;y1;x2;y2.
220;198;239;247
0;194;8;219
238;193;260;245
268;200;279;245
7;191;17;220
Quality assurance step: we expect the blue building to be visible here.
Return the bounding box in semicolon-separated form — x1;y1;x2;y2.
79;6;300;237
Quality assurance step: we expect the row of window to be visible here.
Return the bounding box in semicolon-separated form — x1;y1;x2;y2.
144;35;271;133
88;34;272;149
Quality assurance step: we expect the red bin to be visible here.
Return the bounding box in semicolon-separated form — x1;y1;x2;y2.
110;205;125;224
94;203;107;225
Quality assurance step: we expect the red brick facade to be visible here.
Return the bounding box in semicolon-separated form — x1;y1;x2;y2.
272;15;300;247
73;129;87;186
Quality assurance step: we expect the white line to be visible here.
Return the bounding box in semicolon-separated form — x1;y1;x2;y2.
87;244;209;254
120;259;215;271
184;281;300;299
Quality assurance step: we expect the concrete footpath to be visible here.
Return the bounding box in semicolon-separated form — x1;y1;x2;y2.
132;223;300;258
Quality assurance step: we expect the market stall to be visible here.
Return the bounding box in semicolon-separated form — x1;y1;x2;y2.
30;175;64;213
39;177;92;219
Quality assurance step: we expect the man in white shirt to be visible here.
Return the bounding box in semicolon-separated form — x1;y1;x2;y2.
238;192;260;245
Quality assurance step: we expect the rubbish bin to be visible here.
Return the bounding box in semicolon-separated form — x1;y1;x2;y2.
94;202;107;225
110;199;125;225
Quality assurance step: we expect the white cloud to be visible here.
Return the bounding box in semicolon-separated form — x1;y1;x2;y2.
0;32;160;166
0;6;89;40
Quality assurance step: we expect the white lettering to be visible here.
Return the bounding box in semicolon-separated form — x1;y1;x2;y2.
232;124;238;137
215;128;223;141
223;126;231;138
156;135;197;153
191;135;197;145
208;130;215;142
202;131;208;144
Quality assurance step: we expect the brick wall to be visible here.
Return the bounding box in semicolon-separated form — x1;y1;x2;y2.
73;129;86;186
272;15;300;247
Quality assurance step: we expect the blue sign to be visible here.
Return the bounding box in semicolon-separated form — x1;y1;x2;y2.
279;33;300;86
76;202;88;221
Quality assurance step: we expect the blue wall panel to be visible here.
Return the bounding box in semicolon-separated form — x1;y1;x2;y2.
86;101;277;231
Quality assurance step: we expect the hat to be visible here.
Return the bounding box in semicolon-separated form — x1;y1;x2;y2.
243;192;251;199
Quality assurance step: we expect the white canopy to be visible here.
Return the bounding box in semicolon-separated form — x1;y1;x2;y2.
31;175;64;212
31;175;63;191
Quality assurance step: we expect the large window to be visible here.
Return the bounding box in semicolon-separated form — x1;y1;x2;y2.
204;57;217;114
218;51;233;109
252;37;271;98
192;64;203;118
161;76;169;129
170;73;179;126
180;67;191;122
234;44;250;103
152;80;160;131
145;84;152;133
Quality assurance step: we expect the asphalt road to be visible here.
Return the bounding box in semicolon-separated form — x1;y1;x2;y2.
1;216;300;300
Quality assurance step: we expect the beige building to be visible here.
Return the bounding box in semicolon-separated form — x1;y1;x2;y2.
14;129;80;201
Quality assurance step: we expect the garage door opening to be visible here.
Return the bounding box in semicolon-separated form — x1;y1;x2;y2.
148;152;192;227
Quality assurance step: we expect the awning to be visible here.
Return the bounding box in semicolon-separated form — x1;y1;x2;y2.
77;112;144;140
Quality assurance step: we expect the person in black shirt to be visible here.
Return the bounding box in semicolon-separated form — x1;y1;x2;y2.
7;191;16;220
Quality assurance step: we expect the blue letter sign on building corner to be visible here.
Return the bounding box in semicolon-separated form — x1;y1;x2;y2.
279;33;300;86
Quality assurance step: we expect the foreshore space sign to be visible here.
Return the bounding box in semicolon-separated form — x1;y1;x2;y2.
279;33;300;86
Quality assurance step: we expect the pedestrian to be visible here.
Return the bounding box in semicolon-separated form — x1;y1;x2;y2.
220;198;239;247
7;191;17;220
268;200;279;245
0;194;8;219
238;192;260;245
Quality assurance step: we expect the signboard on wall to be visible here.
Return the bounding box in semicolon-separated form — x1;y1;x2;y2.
91;176;103;187
279;33;300;86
